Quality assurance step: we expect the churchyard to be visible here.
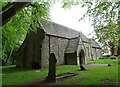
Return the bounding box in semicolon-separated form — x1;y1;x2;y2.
1;56;119;86
1;1;120;86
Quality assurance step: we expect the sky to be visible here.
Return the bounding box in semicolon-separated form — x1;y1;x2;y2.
50;3;95;38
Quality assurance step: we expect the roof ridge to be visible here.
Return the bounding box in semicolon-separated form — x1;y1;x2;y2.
40;21;80;39
51;21;80;33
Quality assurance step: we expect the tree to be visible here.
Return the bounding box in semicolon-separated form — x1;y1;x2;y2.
1;2;30;26
1;0;80;64
80;1;120;55
1;1;51;65
60;0;120;55
1;0;119;65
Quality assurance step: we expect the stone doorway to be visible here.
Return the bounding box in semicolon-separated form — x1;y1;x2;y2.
79;49;85;65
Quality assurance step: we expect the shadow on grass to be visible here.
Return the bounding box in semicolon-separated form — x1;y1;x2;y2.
76;69;86;71
2;65;34;74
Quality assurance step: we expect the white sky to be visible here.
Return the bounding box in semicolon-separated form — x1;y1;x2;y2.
50;3;95;38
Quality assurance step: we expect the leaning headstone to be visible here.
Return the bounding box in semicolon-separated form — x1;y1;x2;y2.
108;64;111;66
80;64;86;71
46;53;57;82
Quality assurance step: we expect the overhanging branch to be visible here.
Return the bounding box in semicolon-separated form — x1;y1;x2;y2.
0;2;30;26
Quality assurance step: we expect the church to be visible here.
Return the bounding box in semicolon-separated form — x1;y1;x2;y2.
16;21;102;68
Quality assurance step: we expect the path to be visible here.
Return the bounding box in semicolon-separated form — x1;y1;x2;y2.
83;64;108;68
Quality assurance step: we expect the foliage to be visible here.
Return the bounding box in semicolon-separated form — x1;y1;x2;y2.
1;0;86;63
2;8;30;61
109;56;117;59
87;57;118;65
61;0;80;8
46;0;120;54
80;1;120;53
1;1;51;62
1;0;120;63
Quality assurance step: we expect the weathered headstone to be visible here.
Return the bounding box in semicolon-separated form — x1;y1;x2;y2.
108;64;111;66
80;64;86;71
46;53;57;82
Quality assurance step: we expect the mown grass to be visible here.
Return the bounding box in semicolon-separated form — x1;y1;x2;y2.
2;65;79;85
60;65;118;85
2;58;119;86
2;66;48;85
87;57;118;65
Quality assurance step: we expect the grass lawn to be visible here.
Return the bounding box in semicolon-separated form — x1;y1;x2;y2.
87;57;119;65
60;65;118;85
1;58;119;86
2;65;79;85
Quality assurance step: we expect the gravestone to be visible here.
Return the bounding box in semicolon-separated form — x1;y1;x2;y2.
80;64;86;71
46;53;57;82
108;64;111;66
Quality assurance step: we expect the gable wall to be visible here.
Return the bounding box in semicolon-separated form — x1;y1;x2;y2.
16;29;45;68
77;37;86;65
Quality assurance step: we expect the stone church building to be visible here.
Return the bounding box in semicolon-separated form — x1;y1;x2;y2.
16;21;102;68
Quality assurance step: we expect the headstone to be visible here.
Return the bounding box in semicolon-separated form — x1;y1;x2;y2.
80;64;86;71
108;64;111;66
46;53;57;82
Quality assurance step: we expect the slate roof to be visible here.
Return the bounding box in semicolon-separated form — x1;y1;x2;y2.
65;37;79;53
91;39;101;49
40;21;80;39
79;32;89;43
40;21;97;52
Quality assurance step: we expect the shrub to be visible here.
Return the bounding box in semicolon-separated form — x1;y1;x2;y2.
99;57;107;59
109;56;117;59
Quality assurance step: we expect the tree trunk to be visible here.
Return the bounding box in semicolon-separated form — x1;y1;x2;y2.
111;47;115;55
1;2;30;26
117;38;120;56
117;1;120;56
4;48;13;65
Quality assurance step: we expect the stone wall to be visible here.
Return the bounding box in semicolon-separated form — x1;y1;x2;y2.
65;52;77;65
57;38;69;65
85;43;92;61
16;43;25;67
50;36;59;64
96;49;102;59
77;38;86;65
16;32;35;68
41;35;69;68
41;35;49;68
91;48;97;60
16;29;45;68
84;43;90;60
16;27;102;68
